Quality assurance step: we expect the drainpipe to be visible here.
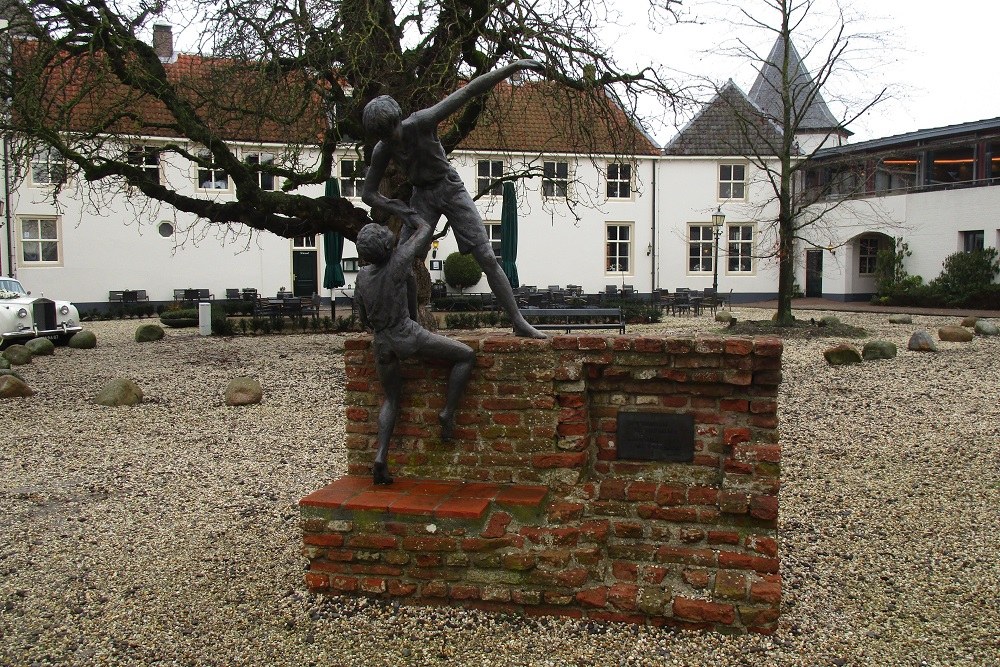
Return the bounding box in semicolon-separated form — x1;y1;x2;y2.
2;134;12;278
650;158;657;291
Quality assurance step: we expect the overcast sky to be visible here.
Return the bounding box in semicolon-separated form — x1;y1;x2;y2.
609;0;999;146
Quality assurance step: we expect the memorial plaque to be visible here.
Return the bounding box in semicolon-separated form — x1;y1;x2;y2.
616;412;695;462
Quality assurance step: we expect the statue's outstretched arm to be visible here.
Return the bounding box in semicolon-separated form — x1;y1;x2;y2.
414;59;545;125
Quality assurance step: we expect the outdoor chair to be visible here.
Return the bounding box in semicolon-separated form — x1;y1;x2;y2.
225;288;241;300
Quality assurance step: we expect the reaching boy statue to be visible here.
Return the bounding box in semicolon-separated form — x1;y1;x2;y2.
355;217;476;485
361;59;547;339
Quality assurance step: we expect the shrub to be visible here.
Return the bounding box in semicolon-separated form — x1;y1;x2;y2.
929;248;1000;304
443;252;483;293
874;237;921;296
159;308;199;328
211;314;234;336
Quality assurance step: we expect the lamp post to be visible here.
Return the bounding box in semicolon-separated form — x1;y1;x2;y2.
711;207;725;296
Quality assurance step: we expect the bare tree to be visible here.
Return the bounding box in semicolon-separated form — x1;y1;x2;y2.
705;0;888;324
0;0;681;243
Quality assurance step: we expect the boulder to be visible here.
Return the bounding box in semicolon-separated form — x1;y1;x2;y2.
823;344;862;365
961;316;980;328
94;378;143;406
0;375;33;399
715;310;733;323
0;356;9;370
68;330;97;349
888;314;912;324
0;368;24;381
819;315;841;327
25;338;55;356
907;330;938;352
974;319;998;336
938;325;973;342
135;323;165;343
225;376;263;406
862;340;898;361
2;345;32;366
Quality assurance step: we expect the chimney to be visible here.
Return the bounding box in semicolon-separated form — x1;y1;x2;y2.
152;24;173;63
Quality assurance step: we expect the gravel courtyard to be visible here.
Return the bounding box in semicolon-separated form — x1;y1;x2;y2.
1;310;998;666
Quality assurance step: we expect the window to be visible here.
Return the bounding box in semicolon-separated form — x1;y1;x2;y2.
688;224;715;273
606;162;632;199
127;146;161;183
542;160;569;199
293;235;317;249
342;258;359;273
718;163;746;200
339;159;365;198
158;222;174;237
477;160;503;197
727;224;754;273
484;221;502;259
30;147;66;186
246;152;275;191
859;236;879;274
929;147;975;185
196;150;228;189
19;217;61;264
605;223;632;274
962;230;985;253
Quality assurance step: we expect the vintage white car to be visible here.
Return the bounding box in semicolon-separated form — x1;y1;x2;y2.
0;277;83;347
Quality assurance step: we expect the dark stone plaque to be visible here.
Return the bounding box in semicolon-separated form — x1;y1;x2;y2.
616;412;695;462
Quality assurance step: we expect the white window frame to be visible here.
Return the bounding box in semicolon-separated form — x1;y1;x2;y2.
477;159;504;197
293;235;317;249
246;152;276;191
195;149;230;190
339;159;365;198
605;222;634;275
18;216;62;266
859;236;880;274
961;230;985;254
127;145;162;184
718;163;747;200
484;220;502;259
542;160;570;199
606;162;633;199
688;223;716;274
726;223;755;274
30;147;66;187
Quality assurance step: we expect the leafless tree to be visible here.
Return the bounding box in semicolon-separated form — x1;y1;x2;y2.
0;0;682;243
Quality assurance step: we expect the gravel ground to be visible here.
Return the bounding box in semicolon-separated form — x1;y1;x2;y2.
1;310;998;666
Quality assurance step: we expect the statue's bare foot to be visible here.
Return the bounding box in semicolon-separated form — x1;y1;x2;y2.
373;461;394;485
513;320;547;339
439;411;455;441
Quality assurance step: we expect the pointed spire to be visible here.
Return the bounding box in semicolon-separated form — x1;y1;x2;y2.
749;36;841;131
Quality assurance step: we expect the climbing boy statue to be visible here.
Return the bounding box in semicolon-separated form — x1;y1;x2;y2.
361;59;547;339
355;217;476;485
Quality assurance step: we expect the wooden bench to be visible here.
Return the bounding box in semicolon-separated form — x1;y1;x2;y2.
109;289;149;303
519;307;625;334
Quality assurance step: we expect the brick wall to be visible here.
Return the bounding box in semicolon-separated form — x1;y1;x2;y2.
304;333;782;633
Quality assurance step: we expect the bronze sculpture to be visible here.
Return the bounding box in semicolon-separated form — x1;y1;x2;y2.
361;59;548;339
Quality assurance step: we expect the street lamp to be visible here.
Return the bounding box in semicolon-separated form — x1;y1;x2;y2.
711;207;726;296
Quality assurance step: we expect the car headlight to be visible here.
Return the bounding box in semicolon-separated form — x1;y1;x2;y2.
59;305;70;315
16;308;27;318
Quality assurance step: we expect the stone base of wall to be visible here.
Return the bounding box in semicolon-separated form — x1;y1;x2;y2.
301;333;782;633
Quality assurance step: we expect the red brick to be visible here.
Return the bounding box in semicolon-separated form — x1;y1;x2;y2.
612;561;639;582
750;399;778;414
678;528;705;544
537;549;572;567
449;584;482;600
579;520;611;543
434;497;490;520
329;576;359;592
578;336;609;350
723;428;751;446
661;396;689;408
557;568;590;587
724;338;754;355
683;568;711;588
625;481;658;501
719;492;749;514
745;535;778;558
750;578;782;605
724;459;754;475
304;573;329;591
707;530;740;546
643;565;668;584
360;577;386;593
422;581;448;597
714;570;748;600
638;506;698;522
750;495;779;521
673;596;736;624
720;399;749;412
547;501;585;522
655;546;716;566
303;533;345;547
344;337;371;350
687;486;718;506
388;580;417;597
753;370;783;385
532;452;586;468
347;534;398;550
550;527;581;546
495;486;548;507
555;423;588;437
718;551;779;574
753;338;783;356
612;522;644;539
633;337;663;352
655;485;686;506
576;587;608;608
481;512;512;539
600;479;628;501
608;583;639;611
558;393;586;408
501;552;536;571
